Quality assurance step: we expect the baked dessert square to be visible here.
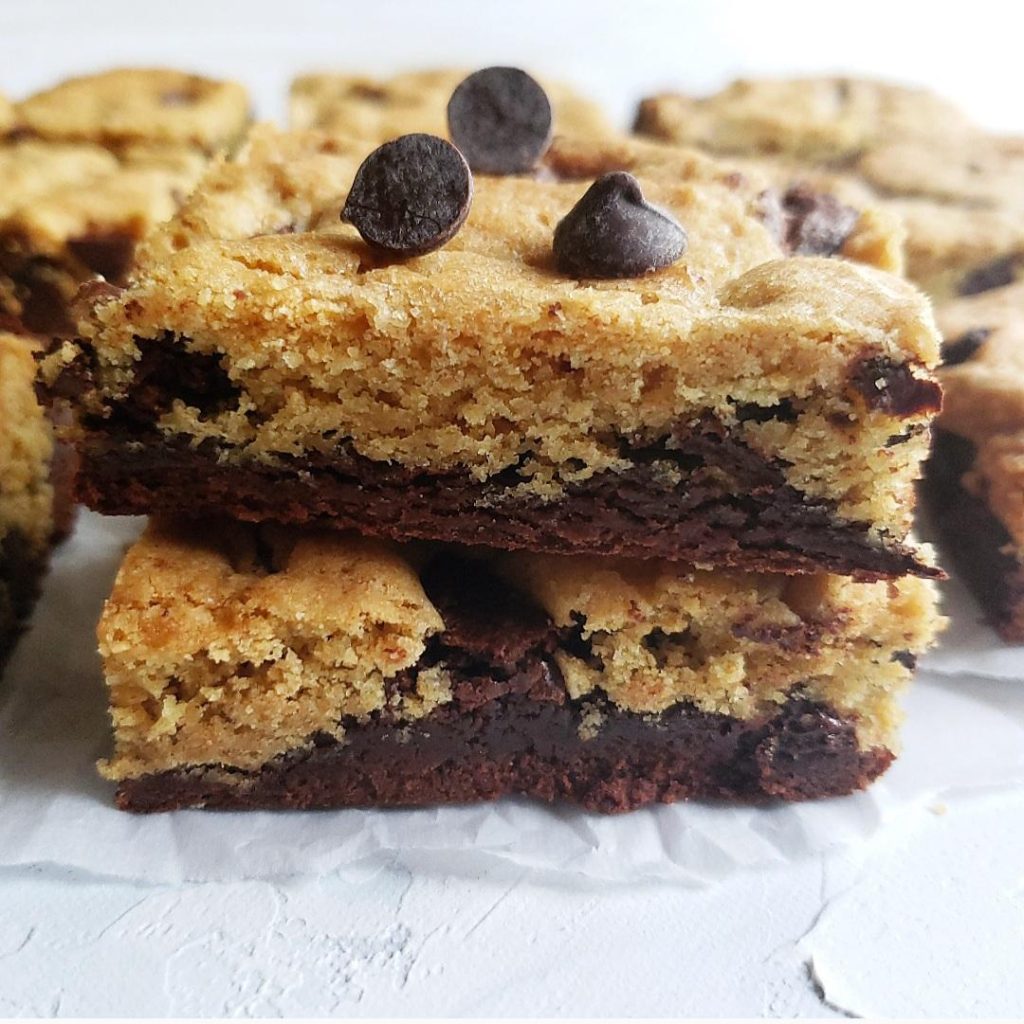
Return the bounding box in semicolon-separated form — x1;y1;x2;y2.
922;279;1024;640
11;68;250;155
0;69;250;334
42;124;942;579
290;68;613;143
99;518;943;812
634;77;1024;299
0;329;73;666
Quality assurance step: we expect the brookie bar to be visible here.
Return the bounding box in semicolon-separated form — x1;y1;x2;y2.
0;69;250;334
634;77;1024;299
99;519;943;812
0;329;73;665
922;280;1024;640
41;125;942;578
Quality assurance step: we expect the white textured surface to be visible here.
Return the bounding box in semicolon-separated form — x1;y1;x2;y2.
2;1;1024;1015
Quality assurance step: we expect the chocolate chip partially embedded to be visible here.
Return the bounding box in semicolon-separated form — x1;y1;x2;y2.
553;172;687;278
447;67;553;174
958;254;1023;296
341;134;473;256
941;327;991;366
758;185;858;256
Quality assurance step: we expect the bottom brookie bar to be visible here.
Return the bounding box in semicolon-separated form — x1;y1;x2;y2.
99;520;942;813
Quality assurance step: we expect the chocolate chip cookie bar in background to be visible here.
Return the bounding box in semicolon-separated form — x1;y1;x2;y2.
0;94;14;135
634;77;1024;299
0;69;250;334
921;281;1024;641
0;329;73;666
289;68;613;144
98;518;943;812
41;123;943;578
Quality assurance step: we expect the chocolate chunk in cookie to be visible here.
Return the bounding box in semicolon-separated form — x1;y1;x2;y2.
941;327;991;366
553;172;687;278
759;185;859;257
447;67;553;174
342;133;473;256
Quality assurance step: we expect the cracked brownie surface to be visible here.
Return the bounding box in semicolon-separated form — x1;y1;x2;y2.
635;77;1024;298
99;518;943;810
41;125;942;576
922;280;1024;639
290;68;612;143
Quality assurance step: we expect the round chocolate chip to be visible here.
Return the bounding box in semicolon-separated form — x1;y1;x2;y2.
553;172;687;278
341;133;473;256
447;67;553;174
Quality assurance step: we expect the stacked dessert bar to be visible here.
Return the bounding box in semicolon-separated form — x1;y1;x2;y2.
1;68;250;334
41;69;944;812
636;77;1024;641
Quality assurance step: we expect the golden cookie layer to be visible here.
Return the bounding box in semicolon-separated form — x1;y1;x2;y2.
99;519;943;780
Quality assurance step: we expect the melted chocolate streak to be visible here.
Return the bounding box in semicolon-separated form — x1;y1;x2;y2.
118;554;894;812
58;337;940;581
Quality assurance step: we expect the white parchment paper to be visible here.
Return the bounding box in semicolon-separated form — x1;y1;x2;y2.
1;512;1022;886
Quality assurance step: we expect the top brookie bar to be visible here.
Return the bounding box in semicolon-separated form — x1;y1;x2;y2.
922;279;1024;640
40;111;943;578
0;69;250;334
634;77;1024;299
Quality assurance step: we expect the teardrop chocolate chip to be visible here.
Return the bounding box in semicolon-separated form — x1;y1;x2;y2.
553;171;687;278
342;133;473;256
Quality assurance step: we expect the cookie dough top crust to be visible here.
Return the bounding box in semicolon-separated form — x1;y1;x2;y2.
290;68;613;143
0;332;54;553
14;68;251;154
99;519;943;778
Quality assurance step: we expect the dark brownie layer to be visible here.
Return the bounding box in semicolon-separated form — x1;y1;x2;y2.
114;551;893;813
0;231;136;336
921;429;1024;641
72;428;935;580
116;694;893;813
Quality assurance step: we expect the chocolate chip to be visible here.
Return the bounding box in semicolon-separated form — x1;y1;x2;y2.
552;172;687;279
758;185;858;256
849;356;943;417
958;254;1023;296
941;327;991;366
447;67;553;174
341;134;473;256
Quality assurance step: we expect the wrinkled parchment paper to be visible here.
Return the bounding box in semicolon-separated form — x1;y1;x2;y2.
1;513;1021;885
